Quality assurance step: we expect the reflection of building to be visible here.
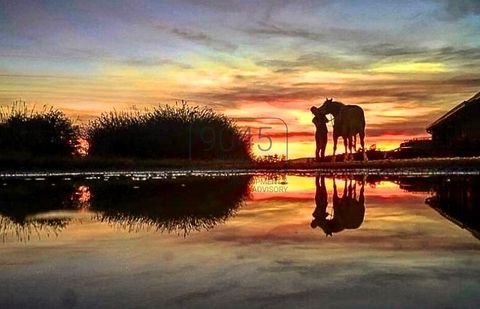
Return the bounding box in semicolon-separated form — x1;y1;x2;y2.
383;176;480;240
427;91;480;156
425;177;480;240
395;177;433;193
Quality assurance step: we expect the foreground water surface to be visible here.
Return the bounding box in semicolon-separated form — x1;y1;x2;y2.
1;172;480;308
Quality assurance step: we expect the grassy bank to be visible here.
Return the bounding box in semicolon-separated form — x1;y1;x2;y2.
0;156;479;173
0;156;253;171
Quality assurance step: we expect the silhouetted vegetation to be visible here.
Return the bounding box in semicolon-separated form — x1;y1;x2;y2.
0;102;79;158
86;102;252;160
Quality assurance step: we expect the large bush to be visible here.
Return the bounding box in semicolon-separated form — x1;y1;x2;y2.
86;102;252;160
0;103;79;157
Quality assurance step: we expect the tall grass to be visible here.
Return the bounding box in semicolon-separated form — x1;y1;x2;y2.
87;102;252;160
0;102;79;158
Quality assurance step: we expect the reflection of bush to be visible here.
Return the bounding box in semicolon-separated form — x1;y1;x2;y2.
0;181;76;221
89;176;251;235
0;216;70;242
0;181;75;241
0;175;252;239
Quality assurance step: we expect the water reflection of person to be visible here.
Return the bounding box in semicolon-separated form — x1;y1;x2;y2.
311;175;328;223
311;176;365;236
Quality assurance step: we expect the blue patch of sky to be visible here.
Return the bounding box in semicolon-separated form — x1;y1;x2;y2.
1;0;479;74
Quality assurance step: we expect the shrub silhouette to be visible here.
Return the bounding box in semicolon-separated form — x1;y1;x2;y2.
86;102;252;160
0;102;79;157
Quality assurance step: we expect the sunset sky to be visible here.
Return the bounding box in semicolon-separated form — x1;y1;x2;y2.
1;0;479;158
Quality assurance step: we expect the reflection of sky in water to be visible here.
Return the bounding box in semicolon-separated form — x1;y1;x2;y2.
1;175;480;307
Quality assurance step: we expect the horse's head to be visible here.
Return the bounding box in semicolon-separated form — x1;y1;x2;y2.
317;98;342;117
317;98;333;113
311;106;329;123
311;218;335;236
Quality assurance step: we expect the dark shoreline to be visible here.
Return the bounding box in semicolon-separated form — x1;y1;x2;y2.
0;156;479;175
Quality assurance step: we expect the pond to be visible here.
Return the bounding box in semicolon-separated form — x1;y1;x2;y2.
1;171;480;308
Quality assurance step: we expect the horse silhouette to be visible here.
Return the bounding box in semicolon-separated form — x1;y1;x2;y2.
311;177;365;236
317;98;368;161
311;106;329;161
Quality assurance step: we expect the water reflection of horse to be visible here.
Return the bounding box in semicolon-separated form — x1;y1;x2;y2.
311;175;365;236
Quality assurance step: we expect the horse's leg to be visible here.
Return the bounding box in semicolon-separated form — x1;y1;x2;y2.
347;136;351;158
343;137;348;161
348;135;354;160
333;176;339;206
348;178;353;198
352;134;357;160
346;136;352;161
332;135;338;162
360;130;368;161
353;180;357;199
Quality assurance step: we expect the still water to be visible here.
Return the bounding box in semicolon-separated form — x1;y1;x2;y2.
1;172;479;308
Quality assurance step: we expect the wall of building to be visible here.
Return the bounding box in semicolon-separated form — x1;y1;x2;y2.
430;102;480;156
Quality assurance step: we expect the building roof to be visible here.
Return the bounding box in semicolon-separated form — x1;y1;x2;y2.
426;91;480;133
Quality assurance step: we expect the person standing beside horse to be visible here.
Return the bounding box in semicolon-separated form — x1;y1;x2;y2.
311;106;329;162
317;98;368;161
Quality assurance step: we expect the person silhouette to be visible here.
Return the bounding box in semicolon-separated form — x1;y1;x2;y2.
311;106;328;161
311;175;343;235
311;175;328;221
